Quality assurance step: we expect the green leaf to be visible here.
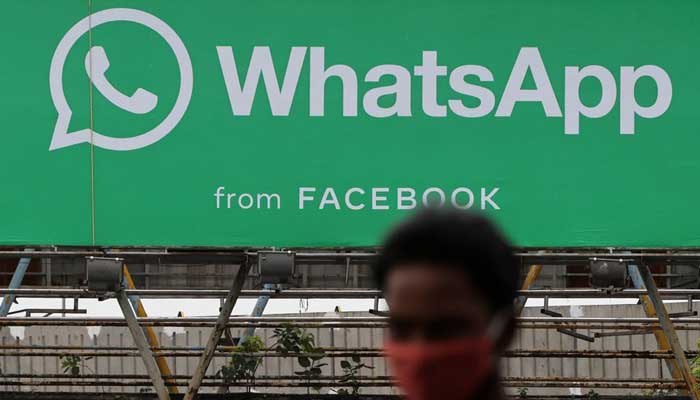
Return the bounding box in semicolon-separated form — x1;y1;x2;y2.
297;357;311;368
340;360;351;369
351;354;361;363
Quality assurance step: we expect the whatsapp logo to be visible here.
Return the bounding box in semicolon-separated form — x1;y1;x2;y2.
49;8;193;151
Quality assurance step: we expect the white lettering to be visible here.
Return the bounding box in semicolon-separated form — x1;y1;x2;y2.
238;193;254;209
481;187;500;210
448;65;495;118
319;187;341;210
397;188;417;210
214;187;225;209
299;187;316;209
620;65;673;134
422;187;446;206
257;193;281;209
496;47;562;117
217;46;306;116
372;187;390;210
227;193;236;208
414;51;447;117
216;46;672;135
345;188;365;210
363;65;412;117
451;187;474;209
310;47;358;116
564;65;617;134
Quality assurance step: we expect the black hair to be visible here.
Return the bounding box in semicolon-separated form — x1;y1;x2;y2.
373;208;519;311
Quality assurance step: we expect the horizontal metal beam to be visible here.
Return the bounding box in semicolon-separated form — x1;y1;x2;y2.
0;288;384;298
0;374;683;385
0;395;679;400
0;394;401;400
1;316;699;333
3;287;700;299
0;249;248;262
0;378;684;390
520;289;700;298
1;349;697;360
1;321;687;331
0;344;381;351
0;247;699;264
0;373;394;380
2;315;699;323
0;380;396;388
0;351;384;357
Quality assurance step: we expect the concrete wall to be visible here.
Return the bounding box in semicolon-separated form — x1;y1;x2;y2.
1;302;699;396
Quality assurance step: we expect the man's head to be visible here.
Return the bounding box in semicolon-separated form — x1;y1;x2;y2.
375;208;519;343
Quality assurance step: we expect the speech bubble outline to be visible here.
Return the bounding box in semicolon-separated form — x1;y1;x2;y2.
49;8;193;151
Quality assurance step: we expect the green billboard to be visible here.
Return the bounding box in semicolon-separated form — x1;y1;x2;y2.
0;0;696;247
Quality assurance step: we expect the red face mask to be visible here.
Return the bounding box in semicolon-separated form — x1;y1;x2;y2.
384;335;496;400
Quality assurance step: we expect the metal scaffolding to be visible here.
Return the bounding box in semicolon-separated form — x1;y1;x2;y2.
0;248;699;399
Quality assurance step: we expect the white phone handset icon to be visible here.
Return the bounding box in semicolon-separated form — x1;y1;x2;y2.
85;46;158;114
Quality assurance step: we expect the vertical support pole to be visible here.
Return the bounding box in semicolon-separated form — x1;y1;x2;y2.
184;261;251;400
345;257;351;287
514;265;542;316
635;264;700;400
628;264;685;385
46;259;52;287
116;290;170;400
122;265;179;393
240;283;275;342
0;254;32;317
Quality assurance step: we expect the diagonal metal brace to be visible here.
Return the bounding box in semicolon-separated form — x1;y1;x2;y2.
514;264;542;316
183;260;252;400
0;251;33;317
628;264;687;389
635;264;700;400
122;265;179;393
116;289;170;400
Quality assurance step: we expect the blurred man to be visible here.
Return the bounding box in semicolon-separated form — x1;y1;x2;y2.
374;209;519;400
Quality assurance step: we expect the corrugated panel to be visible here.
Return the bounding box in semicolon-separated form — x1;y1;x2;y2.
1;304;699;395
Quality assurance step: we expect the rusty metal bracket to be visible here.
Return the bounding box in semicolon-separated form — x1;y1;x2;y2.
555;328;595;343
593;327;657;338
541;295;595;343
183;260;252;400
368;295;389;317
669;295;698;318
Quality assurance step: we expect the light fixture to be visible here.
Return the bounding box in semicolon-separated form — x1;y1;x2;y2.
258;251;296;284
589;258;628;288
86;257;124;292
